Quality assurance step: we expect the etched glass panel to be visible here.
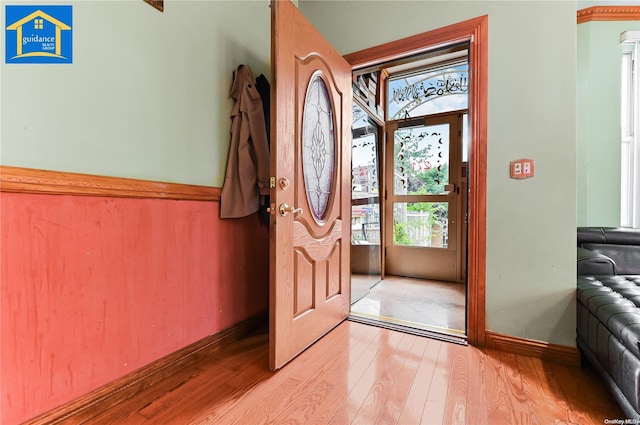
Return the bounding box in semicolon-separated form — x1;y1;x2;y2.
387;62;468;120
352;102;380;245
393;123;449;196
302;74;335;221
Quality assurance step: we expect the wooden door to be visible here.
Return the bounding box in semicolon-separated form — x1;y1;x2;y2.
384;112;463;282
269;0;352;370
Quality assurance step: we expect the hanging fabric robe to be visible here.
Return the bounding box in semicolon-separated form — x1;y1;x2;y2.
220;65;270;218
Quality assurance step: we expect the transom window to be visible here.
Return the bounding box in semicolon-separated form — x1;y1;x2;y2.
387;60;468;120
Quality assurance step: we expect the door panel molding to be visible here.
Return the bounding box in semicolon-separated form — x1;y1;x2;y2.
345;15;488;346
270;0;352;369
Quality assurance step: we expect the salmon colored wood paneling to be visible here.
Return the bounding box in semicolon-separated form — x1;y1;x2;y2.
0;192;269;425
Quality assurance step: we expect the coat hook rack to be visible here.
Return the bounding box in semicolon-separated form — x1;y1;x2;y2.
144;0;164;12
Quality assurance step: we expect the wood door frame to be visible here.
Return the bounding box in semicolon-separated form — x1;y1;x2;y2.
344;15;487;346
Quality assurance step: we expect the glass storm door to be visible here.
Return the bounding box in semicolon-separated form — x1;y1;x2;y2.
384;112;463;282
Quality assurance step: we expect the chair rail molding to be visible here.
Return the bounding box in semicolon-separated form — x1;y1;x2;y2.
0;165;220;201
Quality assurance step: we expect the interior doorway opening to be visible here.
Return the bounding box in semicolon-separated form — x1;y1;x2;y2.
349;44;470;344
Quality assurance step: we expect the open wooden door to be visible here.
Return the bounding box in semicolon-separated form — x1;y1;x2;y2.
269;0;352;370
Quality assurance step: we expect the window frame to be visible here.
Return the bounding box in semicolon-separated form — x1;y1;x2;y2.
621;32;640;228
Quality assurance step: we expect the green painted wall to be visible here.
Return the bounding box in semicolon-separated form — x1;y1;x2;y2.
301;0;578;346
1;0;271;186
577;19;640;226
0;0;598;347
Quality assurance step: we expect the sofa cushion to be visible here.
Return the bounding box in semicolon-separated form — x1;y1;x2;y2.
581;244;640;275
578;227;640;246
578;276;640;358
577;227;609;244
577;227;640;275
578;247;616;275
602;228;640;246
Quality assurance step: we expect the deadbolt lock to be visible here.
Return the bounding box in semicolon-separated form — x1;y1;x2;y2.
279;177;290;190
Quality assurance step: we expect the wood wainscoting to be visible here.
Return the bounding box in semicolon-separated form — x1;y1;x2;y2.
0;166;269;425
22;313;267;425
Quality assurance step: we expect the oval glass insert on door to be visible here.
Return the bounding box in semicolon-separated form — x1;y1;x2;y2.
302;74;336;222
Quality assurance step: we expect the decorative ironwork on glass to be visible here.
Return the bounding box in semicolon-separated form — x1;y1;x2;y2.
352;103;378;197
351;102;380;245
302;74;335;222
393;124;450;196
387;63;468;120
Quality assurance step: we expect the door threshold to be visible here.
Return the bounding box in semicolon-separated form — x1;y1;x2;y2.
348;312;468;346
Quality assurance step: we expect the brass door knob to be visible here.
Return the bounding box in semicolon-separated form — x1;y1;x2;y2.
279;203;303;217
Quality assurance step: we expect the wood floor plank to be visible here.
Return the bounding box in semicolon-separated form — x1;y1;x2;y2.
189;377;301;425
442;342;470;425
396;338;441;425
529;356;576;423
350;332;417;425
82;367;206;425
140;352;273;424
464;347;488;425
566;361;623;419
193;322;359;425
374;335;429;425
421;340;458;425
60;322;624;425
548;362;616;425
499;351;533;425
484;349;513;425
261;322;381;425
137;370;229;420
327;328;406;425
135;336;273;423
198;321;382;425
515;354;559;425
291;327;382;424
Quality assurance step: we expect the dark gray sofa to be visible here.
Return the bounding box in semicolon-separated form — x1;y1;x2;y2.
577;227;640;419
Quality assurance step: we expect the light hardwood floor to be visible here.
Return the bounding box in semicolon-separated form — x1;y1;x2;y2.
79;321;622;425
352;276;466;332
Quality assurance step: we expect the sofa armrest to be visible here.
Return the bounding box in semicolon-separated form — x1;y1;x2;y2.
577;247;617;276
